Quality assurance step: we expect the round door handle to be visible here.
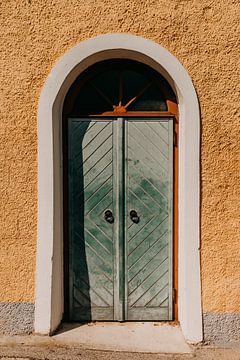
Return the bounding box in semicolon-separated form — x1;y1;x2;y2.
104;210;114;224
130;210;140;223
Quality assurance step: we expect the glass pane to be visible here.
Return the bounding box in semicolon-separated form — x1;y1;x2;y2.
128;82;167;111
70;82;112;115
122;70;149;105
91;70;119;107
64;59;175;116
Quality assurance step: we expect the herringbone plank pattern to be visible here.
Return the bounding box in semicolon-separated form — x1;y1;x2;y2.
68;118;173;321
69;119;114;320
126;120;173;320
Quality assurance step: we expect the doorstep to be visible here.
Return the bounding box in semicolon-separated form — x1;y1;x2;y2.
0;322;191;354
55;322;191;353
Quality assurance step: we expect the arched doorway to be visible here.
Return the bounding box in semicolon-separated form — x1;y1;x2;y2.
35;34;202;342
63;60;178;321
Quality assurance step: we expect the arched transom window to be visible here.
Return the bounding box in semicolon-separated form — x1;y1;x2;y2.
63;59;177;117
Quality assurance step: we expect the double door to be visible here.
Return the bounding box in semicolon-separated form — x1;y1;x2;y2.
68;117;173;321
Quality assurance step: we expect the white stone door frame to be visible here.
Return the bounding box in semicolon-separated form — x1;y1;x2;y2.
35;34;202;343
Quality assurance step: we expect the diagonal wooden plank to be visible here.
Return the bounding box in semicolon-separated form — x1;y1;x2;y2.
128;216;168;256
159;121;169;131
129;174;163;210
128;238;168;282
85;184;112;215
94;201;114;241
128;144;167;184
126;119;173;320
128;232;168;281
73;161;112;203
85;216;112;246
84;231;112;267
74;277;110;307
145;120;169;146
128;240;168;283
80;136;113;175
129;270;169;308
71;121;108;155
75;275;112;307
76;219;112;256
130;122;169;160
128;215;155;243
147;122;169;147
88;278;113;307
69;118;114;320
85;243;113;283
73;288;93;307
128;254;168;296
128;145;168;191
87;190;113;219
127;191;155;240
129;127;168;172
73;254;113;295
128;156;169;206
70;120;95;142
128;185;165;225
145;285;169;307
159;298;169;307
73;121;112;162
85;173;112;203
128;223;168;269
128;267;169;308
74;163;113;205
84;162;112;194
82;122;111;150
128;189;154;215
83;131;113;163
74;228;113;272
72;131;112;175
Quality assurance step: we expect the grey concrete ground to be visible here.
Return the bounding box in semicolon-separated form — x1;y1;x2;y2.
0;344;240;360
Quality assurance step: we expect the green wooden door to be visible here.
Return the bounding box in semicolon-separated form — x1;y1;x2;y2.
125;119;173;320
68;119;116;320
68;117;173;321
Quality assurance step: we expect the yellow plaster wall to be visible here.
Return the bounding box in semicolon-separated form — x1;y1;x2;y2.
0;0;239;313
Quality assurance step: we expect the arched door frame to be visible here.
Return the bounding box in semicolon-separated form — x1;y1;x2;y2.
35;34;202;343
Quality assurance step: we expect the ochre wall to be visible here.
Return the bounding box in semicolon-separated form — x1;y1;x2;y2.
0;0;239;321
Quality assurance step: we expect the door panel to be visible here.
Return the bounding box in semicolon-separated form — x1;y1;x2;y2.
68;119;115;320
125;119;173;320
68;117;173;321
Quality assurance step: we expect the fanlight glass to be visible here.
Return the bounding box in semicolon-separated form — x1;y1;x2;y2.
64;59;176;116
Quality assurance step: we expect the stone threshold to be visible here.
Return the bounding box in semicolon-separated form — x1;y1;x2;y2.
0;322;191;354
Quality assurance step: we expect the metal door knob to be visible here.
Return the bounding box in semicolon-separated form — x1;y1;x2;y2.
104;210;114;224
130;210;140;223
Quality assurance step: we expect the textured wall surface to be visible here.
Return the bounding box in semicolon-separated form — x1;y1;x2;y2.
0;0;239;337
0;303;34;335
203;313;240;343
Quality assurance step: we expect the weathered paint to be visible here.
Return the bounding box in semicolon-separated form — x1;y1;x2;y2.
125;119;173;320
68;119;115;320
68;118;173;321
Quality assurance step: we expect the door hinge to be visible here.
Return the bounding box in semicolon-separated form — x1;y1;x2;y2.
172;288;177;304
174;131;178;147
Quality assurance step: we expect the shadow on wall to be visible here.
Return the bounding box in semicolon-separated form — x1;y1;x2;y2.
67;120;92;321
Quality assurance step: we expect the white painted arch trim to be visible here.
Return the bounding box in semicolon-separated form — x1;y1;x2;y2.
35;33;202;343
